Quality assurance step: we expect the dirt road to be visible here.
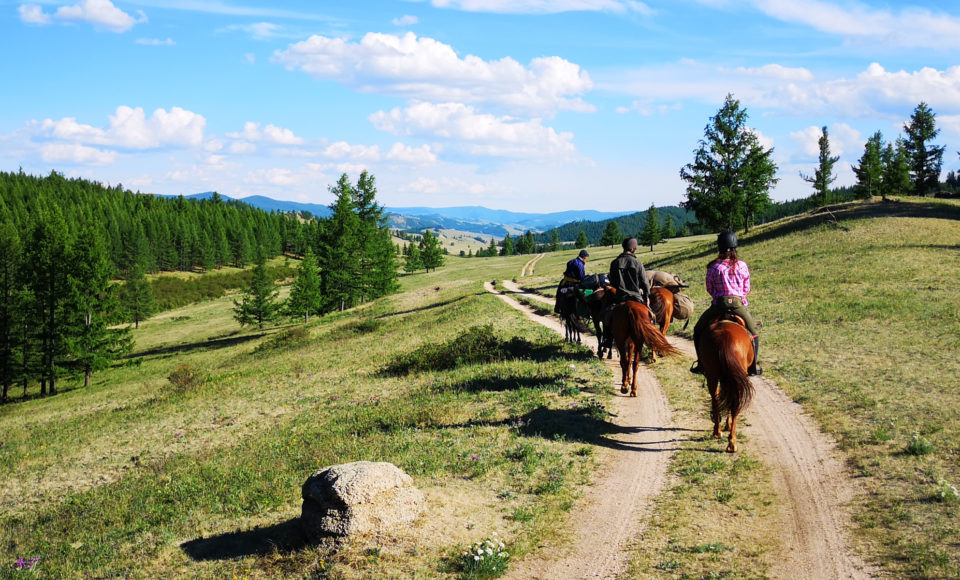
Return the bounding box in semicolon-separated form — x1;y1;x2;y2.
520;254;544;277
493;280;874;579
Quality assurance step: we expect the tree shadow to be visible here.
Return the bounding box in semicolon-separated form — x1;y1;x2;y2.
375;294;484;319
180;518;310;561
439;374;566;393
129;332;268;360
516;406;700;453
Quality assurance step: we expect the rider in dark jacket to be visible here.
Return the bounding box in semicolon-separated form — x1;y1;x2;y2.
601;237;651;348
554;249;589;313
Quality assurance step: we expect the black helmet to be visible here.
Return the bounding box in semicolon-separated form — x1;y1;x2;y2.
717;231;738;253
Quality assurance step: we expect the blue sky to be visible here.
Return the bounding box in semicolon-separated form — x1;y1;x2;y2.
2;0;959;212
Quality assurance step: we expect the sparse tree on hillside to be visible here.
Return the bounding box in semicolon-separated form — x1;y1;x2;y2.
680;93;778;233
233;248;279;329
600;221;621;247
319;174;362;312
663;214;676;239
903;102;945;196
801;126;839;204
420;230;444;272
882;140;912;199
639;205;662;252
285;248;323;323
549;230;560;252
404;244;423;272
122;262;154;329
853;131;885;200
501;233;515;256
575;231;589;249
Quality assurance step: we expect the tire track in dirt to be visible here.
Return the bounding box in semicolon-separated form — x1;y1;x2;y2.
500;280;874;578
665;335;875;579
520;254;544;277
486;281;676;580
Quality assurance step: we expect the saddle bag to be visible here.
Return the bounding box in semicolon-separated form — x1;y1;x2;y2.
578;273;609;290
672;293;694;320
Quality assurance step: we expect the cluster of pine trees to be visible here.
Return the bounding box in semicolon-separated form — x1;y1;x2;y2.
402;229;444;272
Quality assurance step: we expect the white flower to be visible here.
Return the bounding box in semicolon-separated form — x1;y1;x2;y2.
486;548;493;555
474;555;481;561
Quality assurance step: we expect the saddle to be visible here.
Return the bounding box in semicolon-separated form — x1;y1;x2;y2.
709;312;747;329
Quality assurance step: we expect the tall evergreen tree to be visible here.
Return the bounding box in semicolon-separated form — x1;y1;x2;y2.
882;140;912;199
680;93;778;232
903;102;945;196
501;233;515;256
663;214;676;239
853;131;885;200
68;225;132;388
233;248;279;329
549;230;560;252
0;224;20;401
404;243;423;272
353;171;397;302
801;126;840;203
285;248;323;323
420;229;444;272
122;262;154;329
600;221;621;247
319;174;362;312
639;205;662;251
575;231;589;249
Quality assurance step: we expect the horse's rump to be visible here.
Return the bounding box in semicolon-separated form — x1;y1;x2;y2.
703;321;754;416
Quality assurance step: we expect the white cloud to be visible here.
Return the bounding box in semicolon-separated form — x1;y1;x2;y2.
722;64;814;82
789;123;859;160
385;143;437;165
428;0;652;15
222;22;284;40
39;106;206;149
245;168;298;186
392;15;419;26
615;98;683;116
272;32;594;115
136;37;174;46
321;142;382;162
230;142;257;154
25;0;147;33
226;122;304;145
18;4;49;24
204;139;223;152
747;128;775;152
370;102;577;158
746;0;960;49
399;176;498;196
40;143;117;165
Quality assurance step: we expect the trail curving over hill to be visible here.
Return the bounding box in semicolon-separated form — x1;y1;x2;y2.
497;280;874;579
520;254;544;277
487;281;675;579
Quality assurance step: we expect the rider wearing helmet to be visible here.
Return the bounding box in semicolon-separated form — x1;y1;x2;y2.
690;231;762;376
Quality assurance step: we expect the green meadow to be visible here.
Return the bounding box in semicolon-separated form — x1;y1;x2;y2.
1;197;958;578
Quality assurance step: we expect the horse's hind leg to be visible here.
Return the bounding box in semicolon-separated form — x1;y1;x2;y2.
629;351;641;397
727;412;740;453
708;377;722;439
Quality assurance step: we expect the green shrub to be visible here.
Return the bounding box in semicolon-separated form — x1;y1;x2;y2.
458;535;510;580
383;325;533;375
255;326;310;352
906;433;935;456
167;364;205;392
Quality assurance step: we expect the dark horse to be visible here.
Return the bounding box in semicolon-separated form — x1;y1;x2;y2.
556;286;588;344
610;300;680;396
697;314;756;452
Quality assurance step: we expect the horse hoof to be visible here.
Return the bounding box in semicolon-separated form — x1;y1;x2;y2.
726;443;737;453
620;386;628;394
630;390;637;398
712;431;722;439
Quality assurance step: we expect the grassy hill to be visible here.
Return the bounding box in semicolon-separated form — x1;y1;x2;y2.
1;196;958;578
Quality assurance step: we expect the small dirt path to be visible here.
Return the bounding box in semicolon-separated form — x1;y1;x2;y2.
520;254;544;277
487;281;675;579
496;280;874;579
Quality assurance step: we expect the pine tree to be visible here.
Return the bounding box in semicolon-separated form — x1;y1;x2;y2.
319;174;362;312
420;229;444;272
549;230;560;252
663;214;676;239
882;140;912;199
68;225;132;388
285;248;323;323
801;126;839;203
404;244;423;272
600;221;621;247
233;248;279;329
575;231;589;249
501;234;515;256
853;131;885;200
639;205;662;251
0;224;20;401
680;93;778;232
903;102;945;196
122;262;154;329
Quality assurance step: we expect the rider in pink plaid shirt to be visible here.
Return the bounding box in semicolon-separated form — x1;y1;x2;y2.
706;258;751;306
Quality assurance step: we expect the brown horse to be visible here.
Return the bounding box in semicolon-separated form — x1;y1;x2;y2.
610;301;680;396
697;315;756;452
649;286;674;334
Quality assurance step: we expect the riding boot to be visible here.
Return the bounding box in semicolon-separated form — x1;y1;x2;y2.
748;336;763;376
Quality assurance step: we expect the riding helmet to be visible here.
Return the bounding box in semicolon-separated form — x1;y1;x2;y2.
717;231;738;253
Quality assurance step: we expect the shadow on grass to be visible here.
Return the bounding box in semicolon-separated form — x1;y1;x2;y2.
375;294;484;320
130;332;269;360
180;518;309;561
440;374;566;393
516;406;700;453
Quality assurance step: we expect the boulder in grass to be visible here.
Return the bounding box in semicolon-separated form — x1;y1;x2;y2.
300;461;424;542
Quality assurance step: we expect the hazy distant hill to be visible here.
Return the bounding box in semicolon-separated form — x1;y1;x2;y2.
163;192;630;235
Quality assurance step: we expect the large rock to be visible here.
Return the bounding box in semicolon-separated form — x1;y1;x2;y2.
300;461;424;542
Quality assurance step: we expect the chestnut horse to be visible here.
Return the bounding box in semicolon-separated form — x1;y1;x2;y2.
610;301;680;396
697;315;756;452
648;287;674;334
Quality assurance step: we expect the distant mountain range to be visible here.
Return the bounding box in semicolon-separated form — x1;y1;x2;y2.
159;192;631;237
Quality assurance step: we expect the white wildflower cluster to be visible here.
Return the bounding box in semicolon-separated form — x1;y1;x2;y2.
461;532;509;576
937;478;959;503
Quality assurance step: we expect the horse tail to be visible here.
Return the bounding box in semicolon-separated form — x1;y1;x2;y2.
629;303;681;357
715;329;755;417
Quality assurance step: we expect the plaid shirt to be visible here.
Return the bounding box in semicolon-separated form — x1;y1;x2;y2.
705;259;751;306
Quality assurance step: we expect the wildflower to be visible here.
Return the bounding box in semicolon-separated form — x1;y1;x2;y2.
473;555;481;561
